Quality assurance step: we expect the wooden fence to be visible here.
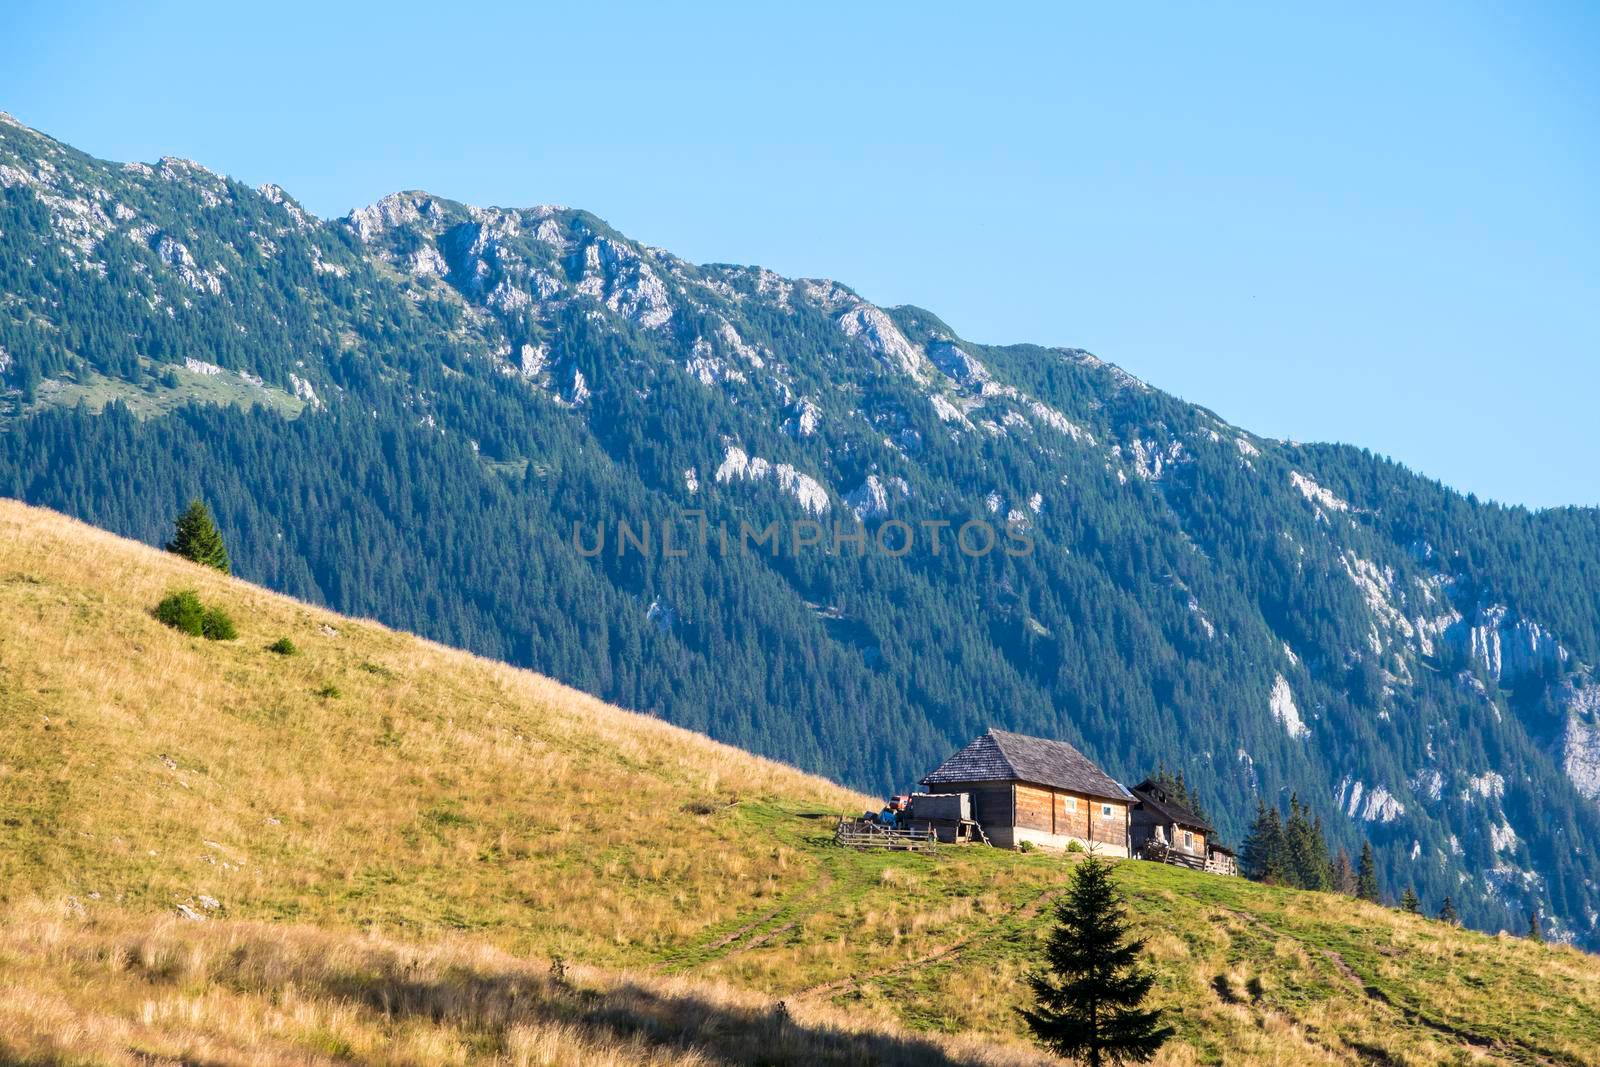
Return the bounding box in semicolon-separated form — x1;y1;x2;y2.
834;818;937;853
1140;841;1236;876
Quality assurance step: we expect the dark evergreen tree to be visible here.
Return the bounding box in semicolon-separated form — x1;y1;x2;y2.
1331;847;1358;896
166;499;230;573
1400;886;1420;914
1286;797;1331;891
1020;857;1174;1066
1356;841;1381;903
1528;909;1542;942
1439;897;1458;925
1242;802;1290;884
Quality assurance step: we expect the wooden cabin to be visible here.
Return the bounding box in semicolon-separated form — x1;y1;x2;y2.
1129;778;1236;875
920;728;1132;855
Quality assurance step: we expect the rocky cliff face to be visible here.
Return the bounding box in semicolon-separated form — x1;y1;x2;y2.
4;111;1600;945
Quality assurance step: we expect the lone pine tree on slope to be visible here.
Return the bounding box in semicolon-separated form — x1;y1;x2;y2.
1021;856;1173;1066
166;500;230;574
1356;841;1382;903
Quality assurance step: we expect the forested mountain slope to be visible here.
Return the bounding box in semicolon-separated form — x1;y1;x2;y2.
3;111;1600;945
3;499;1598;1067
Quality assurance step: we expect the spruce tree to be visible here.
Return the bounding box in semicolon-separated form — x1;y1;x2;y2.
1286;797;1331;891
1331;847;1358;895
1021;857;1174;1066
1242;802;1290;885
1528;909;1542;941
1400;886;1420;914
166;499;230;573
1439;896;1458;925
1356;841;1381;903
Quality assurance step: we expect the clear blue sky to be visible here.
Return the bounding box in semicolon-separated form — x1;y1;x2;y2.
6;2;1597;507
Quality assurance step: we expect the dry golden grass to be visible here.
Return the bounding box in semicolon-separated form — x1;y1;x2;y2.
0;500;869;965
0;899;1051;1066
2;498;1599;1066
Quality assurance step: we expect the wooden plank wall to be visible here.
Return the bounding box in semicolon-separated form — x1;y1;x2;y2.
1015;784;1053;832
1017;784;1128;842
971;785;1014;829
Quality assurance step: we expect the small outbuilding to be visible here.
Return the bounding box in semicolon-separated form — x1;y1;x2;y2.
1129;777;1236;875
920;728;1132;855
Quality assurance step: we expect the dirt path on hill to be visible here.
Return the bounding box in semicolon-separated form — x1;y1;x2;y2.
790;883;1066;1002
653;862;837;972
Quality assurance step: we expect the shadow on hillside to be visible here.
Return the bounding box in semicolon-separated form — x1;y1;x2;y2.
320;964;1018;1066
0;1046;230;1067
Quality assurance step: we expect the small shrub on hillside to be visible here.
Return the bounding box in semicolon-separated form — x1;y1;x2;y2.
153;590;206;636
316;684;342;699
202;607;237;641
1066;840;1085;854
1018;840;1036;853
267;637;298;656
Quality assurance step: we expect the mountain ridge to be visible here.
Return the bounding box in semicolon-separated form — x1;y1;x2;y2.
3;110;1600;946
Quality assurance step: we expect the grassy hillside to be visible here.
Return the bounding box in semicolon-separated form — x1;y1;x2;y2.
1;499;1597;1066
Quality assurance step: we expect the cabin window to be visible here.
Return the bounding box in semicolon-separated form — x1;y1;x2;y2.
1066;797;1077;813
1101;803;1113;817
1183;830;1194;848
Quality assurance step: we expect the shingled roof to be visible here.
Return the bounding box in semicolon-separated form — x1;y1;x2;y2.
921;728;1131;801
1130;779;1214;834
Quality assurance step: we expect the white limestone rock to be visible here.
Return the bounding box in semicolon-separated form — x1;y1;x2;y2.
1270;673;1309;739
1338;777;1405;823
1464;771;1506;802
1061;348;1149;391
783;398;822;438
1128;438;1183;480
289;373;323;409
930;394;971;426
1028;400;1094;444
309;245;347;277
1447;605;1569;685
567;368;590;407
686;335;747;387
257;183;314;229
836;304;928;377
1290;470;1350;513
346;192;447;242
1411;768;1444;802
1340;553;1424;655
716;318;765;368
926;340;989;385
714;444;829;515
845;474;911;520
154;234;223;295
1561;681;1600;801
576;236;674;329
518;344;549;380
410;244;451;277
